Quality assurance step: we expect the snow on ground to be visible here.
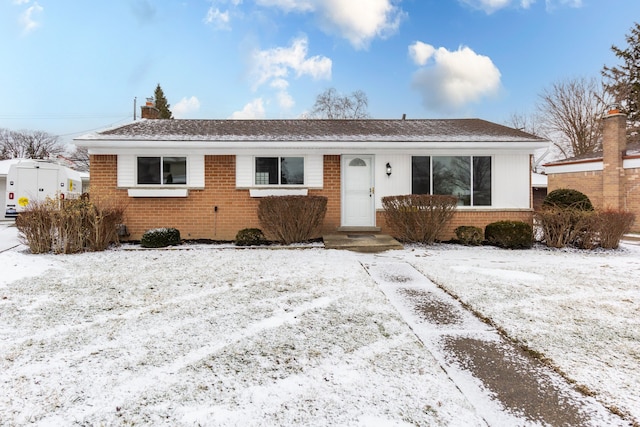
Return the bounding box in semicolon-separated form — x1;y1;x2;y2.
392;243;640;423
1;222;639;425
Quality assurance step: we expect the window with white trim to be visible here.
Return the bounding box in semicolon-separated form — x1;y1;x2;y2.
255;157;304;185
137;157;187;185
411;156;492;206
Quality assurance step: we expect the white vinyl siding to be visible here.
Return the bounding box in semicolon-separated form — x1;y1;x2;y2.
493;154;530;208
236;156;253;188
305;155;323;188
117;154;135;187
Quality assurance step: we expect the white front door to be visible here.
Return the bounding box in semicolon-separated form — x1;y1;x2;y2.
342;155;375;227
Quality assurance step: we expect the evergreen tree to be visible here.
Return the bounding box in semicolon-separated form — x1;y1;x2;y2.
602;22;640;143
154;83;173;119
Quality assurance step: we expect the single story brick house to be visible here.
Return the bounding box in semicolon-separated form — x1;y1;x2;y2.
545;110;640;232
75;115;548;241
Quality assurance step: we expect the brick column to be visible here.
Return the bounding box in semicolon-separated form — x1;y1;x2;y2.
602;111;626;210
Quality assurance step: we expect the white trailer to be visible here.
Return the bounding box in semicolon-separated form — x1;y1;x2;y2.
4;160;82;219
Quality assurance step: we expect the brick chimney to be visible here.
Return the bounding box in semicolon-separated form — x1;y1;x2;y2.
140;97;160;119
602;107;627;209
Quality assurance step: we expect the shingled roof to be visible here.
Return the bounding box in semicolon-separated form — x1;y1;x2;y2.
93;119;545;143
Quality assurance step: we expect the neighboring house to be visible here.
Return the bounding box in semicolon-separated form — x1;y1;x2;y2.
545;110;640;232
74;117;547;241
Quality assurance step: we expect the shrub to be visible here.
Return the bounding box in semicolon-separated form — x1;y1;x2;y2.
454;226;483;246
382;195;457;244
15;195;126;254
535;207;595;249
140;228;181;248
485;220;533;249
235;228;267;246
543;188;593;211
15;199;55;254
258;196;327;244
595;210;635;249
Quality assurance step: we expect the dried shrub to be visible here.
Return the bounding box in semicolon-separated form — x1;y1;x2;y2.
455;225;483;246
235;228;267;246
15;195;126;254
485;220;533;249
140;228;181;248
382;195;457;244
595;210;635;249
535;207;596;249
15;199;55;254
85;198;127;251
258;196;327;244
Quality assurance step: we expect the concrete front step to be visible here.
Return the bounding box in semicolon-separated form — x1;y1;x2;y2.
323;234;404;253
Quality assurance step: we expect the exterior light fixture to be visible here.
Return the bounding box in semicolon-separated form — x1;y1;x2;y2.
386;162;392;177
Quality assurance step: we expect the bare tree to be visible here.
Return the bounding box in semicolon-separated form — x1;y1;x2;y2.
536;77;609;158
505;111;545;137
308;88;370;119
0;129;64;159
69;145;90;171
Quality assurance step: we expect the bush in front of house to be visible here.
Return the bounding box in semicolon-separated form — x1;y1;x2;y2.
140;227;181;248
16;195;126;254
382;195;457;244
235;228;267;246
484;220;533;249
594;209;635;249
258;196;328;245
536;189;596;248
454;225;483;246
543;188;594;211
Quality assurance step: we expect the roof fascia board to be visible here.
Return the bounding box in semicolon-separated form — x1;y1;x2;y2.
78;139;547;153
545;161;604;174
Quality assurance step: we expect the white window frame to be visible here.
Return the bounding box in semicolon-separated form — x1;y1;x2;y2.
253;156;305;186
136;156;188;186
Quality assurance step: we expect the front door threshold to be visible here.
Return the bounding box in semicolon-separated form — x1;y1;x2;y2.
336;226;381;233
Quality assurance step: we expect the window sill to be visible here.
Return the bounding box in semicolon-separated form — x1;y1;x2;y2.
128;188;189;198
249;188;309;198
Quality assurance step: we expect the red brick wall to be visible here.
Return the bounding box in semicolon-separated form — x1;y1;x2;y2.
91;153;545;240
547;170;604;208
90;154;342;241
376;209;534;241
547;168;640;232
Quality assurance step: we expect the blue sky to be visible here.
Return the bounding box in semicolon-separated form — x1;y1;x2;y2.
1;0;639;146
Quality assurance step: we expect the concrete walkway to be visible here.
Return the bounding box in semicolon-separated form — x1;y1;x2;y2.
323;234;403;252
361;257;628;426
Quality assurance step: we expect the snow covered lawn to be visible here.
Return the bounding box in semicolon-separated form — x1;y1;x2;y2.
1;237;639;425
404;243;640;423
0;247;482;426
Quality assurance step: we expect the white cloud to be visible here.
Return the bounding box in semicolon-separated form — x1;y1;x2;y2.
256;0;404;49
172;96;201;118
256;0;314;12
545;0;582;11
276;91;295;109
18;1;43;34
230;98;266;119
13;0;31;4
461;0;582;13
410;44;502;112
204;7;230;29
251;36;331;90
316;0;405;49
408;41;436;66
